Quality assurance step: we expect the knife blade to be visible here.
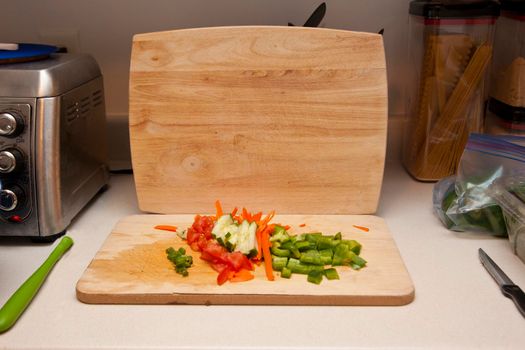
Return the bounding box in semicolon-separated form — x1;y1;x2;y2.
479;248;525;318
303;2;326;27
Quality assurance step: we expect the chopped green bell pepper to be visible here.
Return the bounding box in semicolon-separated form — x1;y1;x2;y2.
324;268;340;280
307;270;324;284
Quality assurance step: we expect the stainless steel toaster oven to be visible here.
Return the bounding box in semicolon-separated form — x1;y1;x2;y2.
0;53;109;241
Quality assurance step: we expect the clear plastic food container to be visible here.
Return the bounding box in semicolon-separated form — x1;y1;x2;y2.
403;0;499;181
489;175;525;264
486;0;525;136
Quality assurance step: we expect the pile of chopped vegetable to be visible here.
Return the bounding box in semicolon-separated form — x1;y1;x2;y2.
165;247;193;276
156;200;367;285
269;228;366;284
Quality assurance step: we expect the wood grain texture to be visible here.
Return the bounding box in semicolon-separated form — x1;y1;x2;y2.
76;214;414;306
129;26;388;214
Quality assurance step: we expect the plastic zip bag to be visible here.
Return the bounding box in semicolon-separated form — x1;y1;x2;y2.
433;133;525;236
489;175;525;264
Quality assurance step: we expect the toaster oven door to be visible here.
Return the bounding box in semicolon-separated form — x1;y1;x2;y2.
0;98;40;236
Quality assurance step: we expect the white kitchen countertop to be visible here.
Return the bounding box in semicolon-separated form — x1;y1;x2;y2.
1;137;525;349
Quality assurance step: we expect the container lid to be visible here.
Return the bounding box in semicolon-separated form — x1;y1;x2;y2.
501;0;525;16
488;98;525;125
409;0;500;18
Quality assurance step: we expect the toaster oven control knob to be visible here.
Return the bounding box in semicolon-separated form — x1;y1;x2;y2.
0;149;23;173
0;186;24;212
0;112;24;137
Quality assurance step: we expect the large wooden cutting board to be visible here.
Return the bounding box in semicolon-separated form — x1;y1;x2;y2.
129;26;388;215
76;215;414;305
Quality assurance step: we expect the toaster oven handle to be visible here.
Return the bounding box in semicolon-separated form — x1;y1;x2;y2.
0;236;74;333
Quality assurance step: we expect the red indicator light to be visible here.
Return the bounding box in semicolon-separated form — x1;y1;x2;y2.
8;215;23;223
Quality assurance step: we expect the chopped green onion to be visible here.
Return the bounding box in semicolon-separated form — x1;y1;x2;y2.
166;246;193;277
246;248;258;259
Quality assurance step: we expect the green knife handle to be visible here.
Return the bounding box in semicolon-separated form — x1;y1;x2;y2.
0;236;74;333
502;284;525;318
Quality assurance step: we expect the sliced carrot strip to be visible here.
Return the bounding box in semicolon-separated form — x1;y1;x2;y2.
215;200;223;218
154;225;178;232
260;210;275;226
299;223;306;227
353;225;370;232
242;207;251;221
252;211;262;223
231;207;238;217
261;228;275;281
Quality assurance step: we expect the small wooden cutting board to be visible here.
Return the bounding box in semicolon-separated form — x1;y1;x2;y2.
76;214;414;306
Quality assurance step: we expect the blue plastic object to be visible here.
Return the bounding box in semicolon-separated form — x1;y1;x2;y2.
0;43;57;61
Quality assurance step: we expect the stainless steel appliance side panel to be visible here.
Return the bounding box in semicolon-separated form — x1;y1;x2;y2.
35;76;109;237
0;98;39;236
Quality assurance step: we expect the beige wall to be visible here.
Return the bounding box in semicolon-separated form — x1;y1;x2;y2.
1;0;410;168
